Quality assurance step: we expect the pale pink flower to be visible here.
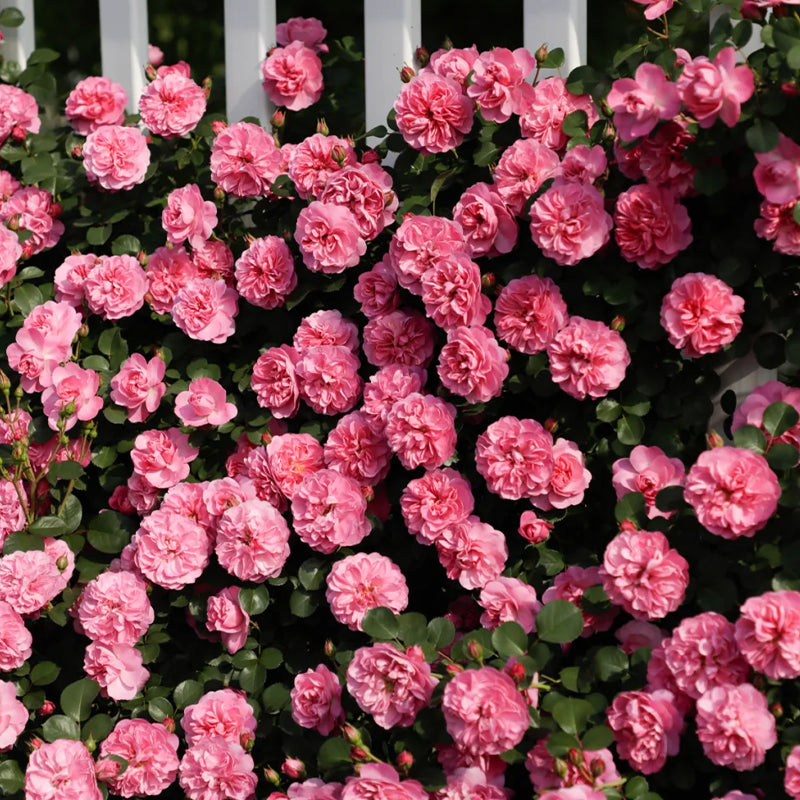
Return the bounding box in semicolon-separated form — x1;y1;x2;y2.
295;201;366;273
145;245;198;314
341;763;427;800
547;317;630;400
384;392;457;470
362;309;436;369
83;253;148;320
607;63;681;141
631;0;675;19
601;530;689;619
326;552;409;631
479;577;540;633
754;198;800;255
466;47;535;124
684;447;780;539
753;133;800;204
175;377;236;427
394;72;475;155
266;433;325;501
616;619;667;654
294;309;359;353
452;182;517;258
733;379;800;450
261;41;323;111
735;589;800;679
534;438;592;511
291;664;344;735
179;737;257;800
436;516;508;590
354;256;399;319
296;345;363;415
235;235;296;310
182;688;257;747
0;480;24;549
210;121;283;197
251;345;300;418
543;565;618;637
518;510;553;544
131;427;199;488
346;642;437;728
612;444;686;519
287;133;357;200
0;224;21;286
0;550;66;615
40;362;102;431
559;144;608;184
0;85;40;144
139;71;206;137
0;600;31;670
400;467;474;545
0;679;27;750
696;683;777;770
25;739;102;800
323;411;391;487
426;45;479;87
492;138;560;216
111;353;166;423
206;586;250;654
162;184;217;248
52;253;97;307
84;640;149;700
606;689;682;774
437;325;508;404
82;124;150;190
77;569;153;645
1;186;62;257
786;745;800;800
172;277;238;344
276;17;327;52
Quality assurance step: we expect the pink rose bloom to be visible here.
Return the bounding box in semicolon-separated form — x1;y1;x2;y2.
362;364;428;427
519;76;599;151
131;427;199;488
437;325;508;404
426;45;479;87
385;392;457;470
139;71;206;137
466;47;535;124
77;569;153;645
287;133;357;200
179;737;257;800
210;121;283;197
193;238;234;282
66;75;126;134
631;0;675;19
134;510;212;589
533;438;592;511
754;198;800;255
475;416;554;501
0;679;27;750
616;619;667;654
99;718;180;798
346;642;437;728
326;552;409;631
0;224;21;286
261;41;323;111
295;201;366;273
526;738;619;793
754;133;800;204
25;739;102;800
452;182;518;258
1;186;63;257
242;447;286;511
606;689;682;774
494;275;568;355
82;253;148;320
52;253;96;306
735;589;800;679
266;432;325;502
421;254;491;331
684;447;780;539
0;599;31;670
290;664;344;735
443;666;529;755
394;71;474;155
786;746;800;800
206;586;250;654
479;576;540;633
341;764;426;800
111;353;166;423
323;411;391;487
614;184;692;269
277;16;327;52
235;235;296;310
492;138;560;216
677;47;754;128
362;309;436;369
182;688;257;747
294;308;359;353
172;277;238;344
159;480;214;532
215;499;291;581
559;144;608;184
529;181;612;266
435;767;509;800
0;550;66;615
145;245;198;314
518;510;553;544
436;516;508;590
291;469;370;554
296;345;363;415
82;124;150;190
543;565;618;637
547;317;630;400
400;467;474;545
175;377;237;427
251;345;300;418
203;476;255;520
601;530;689;620
612;444;686;520
288;779;342;800
162;184;217;248
663;612;750;698
354;256;400;319
0;84;40;143
660;272;744;357
733;380;800;449
41;362;102;431
84;640;149;700
607;62;680;141
696;683;777;770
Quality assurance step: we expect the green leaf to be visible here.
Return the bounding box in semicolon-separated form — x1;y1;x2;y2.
398;612;428;646
3;531;44;554
60;494;82;533
593;646;629;681
763;401;799;437
0;760;24;795
13;283;43;316
259;647;283;669
148;696;173;722
86;225;111;246
536;600;584;644
617;415;644;446
625;776;650;798
47;460;84;483
693;164;727;195
30;661;60;686
361;606;399;640
754;332;785;369
261;682;290;713
551;697;594;735
83;713;115;742
298;557;327;591
546;730;581;757
27;47;59;65
239;664;267;693
173;679;203;709
655;485;686;513
60;678;100;721
28;515;70;537
289;589;318;618
0;8;25;26
238;586;269;616
614;492;646;525
317;736;352;769
539;46;565;68
582;724;615;751
565;65;605;97
427;617;455;650
746;119;780;153
42;714;80;741
596;398;622;423
732;423;768;453
491;621;528;657
767;442;799;471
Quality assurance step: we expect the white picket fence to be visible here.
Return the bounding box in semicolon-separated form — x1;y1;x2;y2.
0;0;586;131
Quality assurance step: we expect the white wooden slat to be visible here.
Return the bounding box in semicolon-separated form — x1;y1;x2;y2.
710;6;759;56
98;0;148;112
0;0;34;70
224;0;276;127
364;0;421;135
523;0;586;75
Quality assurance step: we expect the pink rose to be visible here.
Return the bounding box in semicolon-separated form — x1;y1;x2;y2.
466;47;535;123
111;353;166;423
755;198;800;255
235;235;296;310
435;516;508;590
266;432;325;502
479;577;540;633
695;683;777;770
179;737;257;800
172;277;238;344
65;75;127;134
732;379;800;450
534;438;592;511
354;256;400;319
290;664;344;735
139;71;206;137
82;124;150;190
251;345;300;418
559;144;608;184
631;0;675;19
261;41;323;111
684;447;780;539
606;689;682;774
607;63;680;141
362;309;436;369
296;345;363;415
385;392;457;470
601;530;689;620
326;552;408;631
145;245;198;314
175;377;237;427
616;619;666;654
543;566;618;637
442;666;529;755
131;428;199;488
394;72;474;155
492;138;560;216
612;444;686;519
0;224;21;286
287;133;357;200
182;688;257;747
162;184;217;248
400;467;474;546
295;201;366;273
276;16;327;52
25;739;102;800
210;121;283;197
437;325;508;404
754;133;800;204
341;764;426;800
421;254;491;331
426;45;479;87
83;253;148;320
362;364;428;427
735;589;800;679
452;182;518;258
547;317;630;400
0;679;27;750
323;411;391;487
294;308;359;352
41;362;102;431
0;85;40;144
346;642;437;728
77;569;153;646
1;186;63;256
526;738;619;793
0;550;66;616
0;600;32;670
84;640;149;701
518;510;553;544
786;745;800;800
206;586;250;654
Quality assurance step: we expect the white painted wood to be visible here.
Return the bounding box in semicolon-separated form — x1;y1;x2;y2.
523;0;586;75
0;0;34;70
711;352;776;439
710;5;759;56
364;0;421;134
224;0;276;127
98;0;148;112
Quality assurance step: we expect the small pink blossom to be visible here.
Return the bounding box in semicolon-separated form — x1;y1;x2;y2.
261;41;323;111
41;362;102;431
210;121;283;198
162;184;217;249
291;664;344;735
175;377;237;427
82;124;150;191
518;510;553;544
612;444;686;519
84;640;149;700
466;47;535;124
607;63;680;141
172;277;238;344
111;353;166;423
206;586;250;654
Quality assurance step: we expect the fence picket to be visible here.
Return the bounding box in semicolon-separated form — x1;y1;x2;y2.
0;0;34;69
523;0;586;75
98;0;148;112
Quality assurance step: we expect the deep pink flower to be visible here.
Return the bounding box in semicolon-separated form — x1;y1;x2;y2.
466;47;535;123
420;254;491;331
452;182;518;258
437;325;508;404
400;467;474;546
251;345;300;418
479;577;540;633
631;0;675;19
296;345;363;415
295;201;366;273
607;63;680;141
287;133;357;200
25;739;102;800
1;186;63;256
210;121;283;197
261;41;323;111
110;353;166;423
735;589;800;679
266;433;325;502
341;763;427;800
385;392;457;470
172;277;238;344
291;664;344;735
733;379;800;450
65;75;127;134
354;256;400;319
492;138;560;216
323;411;391;487
435;516;508;590
235;235;296;309
82;124;150;191
131;428;199;488
145;245;198;314
533;438;592;511
140;72;206;137
362;309;436;369
755;198;800;255
612;444;686;519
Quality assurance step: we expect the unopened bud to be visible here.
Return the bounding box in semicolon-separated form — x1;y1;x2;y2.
619;519;638;533
782;81;799;97
316;118;330;136
264;767;281;786
567;748;582;766
271;109;286;129
38;700;55;716
202;76;212;99
507;661;526;684
396;750;414;769
6;215;18;231
162;716;175;733
446;662;464;676
544;417;559;434
360;485;375;504
590;758;606;778
481;272;495;289
95;757;122;781
56;555;69;572
145;64;158;82
324;639;336;658
610;315;625;332
706;430;724;449
242;732;254;752
415;46;430;68
400;64;416;83
362;149;380;164
342;724;362;745
350;746;370;761
535;44;548;65
48;202;62;219
553;757;568;778
211;120;228;136
467;639;483;662
71;144;83;159
84;734;97;754
11;125;27;142
771;702;783;718
0;371;11;392
281;757;306;780
213;186;226;203
331;144;347;167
